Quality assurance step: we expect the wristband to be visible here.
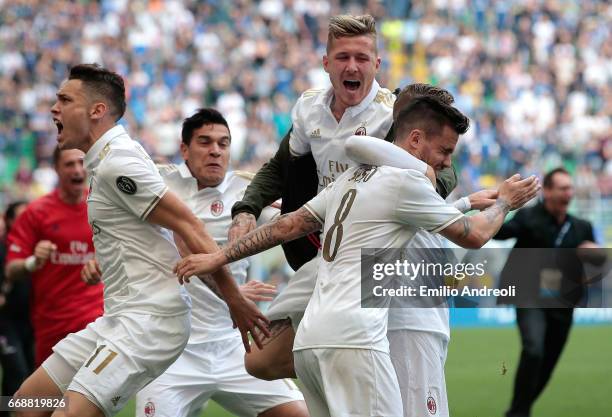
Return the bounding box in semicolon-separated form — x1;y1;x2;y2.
453;196;471;213
24;255;37;272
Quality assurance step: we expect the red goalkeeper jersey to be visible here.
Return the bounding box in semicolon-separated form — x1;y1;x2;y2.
6;189;103;365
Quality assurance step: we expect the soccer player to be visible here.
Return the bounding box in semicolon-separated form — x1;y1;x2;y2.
175;97;540;417
132;108;307;417
232;14;454;381
5;147;103;367
14;64;268;417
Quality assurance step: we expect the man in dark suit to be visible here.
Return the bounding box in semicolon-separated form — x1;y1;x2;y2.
495;167;601;417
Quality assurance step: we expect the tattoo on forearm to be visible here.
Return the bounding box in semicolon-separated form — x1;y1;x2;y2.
460;217;471;239
483;198;511;224
224;207;321;263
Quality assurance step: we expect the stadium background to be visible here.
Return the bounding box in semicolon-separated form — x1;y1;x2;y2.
0;0;610;416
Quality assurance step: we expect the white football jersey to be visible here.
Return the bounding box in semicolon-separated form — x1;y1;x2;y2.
289;80;395;192
388;231;451;340
159;164;277;344
294;166;463;353
84;125;190;317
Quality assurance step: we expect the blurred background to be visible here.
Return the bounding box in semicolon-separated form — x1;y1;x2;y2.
0;1;610;416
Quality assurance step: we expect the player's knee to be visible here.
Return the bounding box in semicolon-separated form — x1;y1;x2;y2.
258;400;310;417
245;353;275;380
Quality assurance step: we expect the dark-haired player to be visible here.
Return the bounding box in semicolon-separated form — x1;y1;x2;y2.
14;64;269;417
5;148;103;367
176;97;540;417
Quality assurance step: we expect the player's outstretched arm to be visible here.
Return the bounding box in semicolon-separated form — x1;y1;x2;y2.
175;207;322;279
345;135;436;185
440;174;540;248
147;190;270;351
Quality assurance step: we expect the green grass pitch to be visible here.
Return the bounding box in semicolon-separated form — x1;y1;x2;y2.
117;325;612;417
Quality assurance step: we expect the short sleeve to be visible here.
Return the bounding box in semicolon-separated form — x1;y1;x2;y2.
394;170;464;233
5;207;38;262
288;98;310;157
303;184;332;225
98;152;168;220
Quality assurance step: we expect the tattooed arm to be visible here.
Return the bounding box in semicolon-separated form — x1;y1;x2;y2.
175;207;322;280
440;174;540;248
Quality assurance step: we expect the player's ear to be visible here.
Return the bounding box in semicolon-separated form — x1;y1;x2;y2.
323;55;329;73
90;101;108;121
180;141;189;161
407;129;423;148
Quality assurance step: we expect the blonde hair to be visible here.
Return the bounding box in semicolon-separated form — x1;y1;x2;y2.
327;14;377;53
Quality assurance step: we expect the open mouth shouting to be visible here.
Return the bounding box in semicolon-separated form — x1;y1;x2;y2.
343;79;361;91
53;118;64;138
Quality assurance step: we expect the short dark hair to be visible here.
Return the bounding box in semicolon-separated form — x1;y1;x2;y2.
4;200;27;232
543;167;570;189
68;63;126;121
394;83;454;119
181;108;230;145
394;96;470;141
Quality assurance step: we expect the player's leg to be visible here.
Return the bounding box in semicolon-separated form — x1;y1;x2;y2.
50;391;103;417
135;343;216;417
388;329;449;417
245;318;297;380
293;349;331;417
63;313;190;417
13;366;62;417
246;257;318;380
209;338;307;417
296;348;403;417
14;321;99;417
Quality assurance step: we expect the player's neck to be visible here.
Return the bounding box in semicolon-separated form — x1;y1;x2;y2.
58;188;85;205
81;121;117;154
330;95;348;122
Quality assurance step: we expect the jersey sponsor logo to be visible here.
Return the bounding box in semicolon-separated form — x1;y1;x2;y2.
144;401;155;417
210;200;224;217
354;126;367;136
427;394;437;415
310;128;321;138
116;176;137;195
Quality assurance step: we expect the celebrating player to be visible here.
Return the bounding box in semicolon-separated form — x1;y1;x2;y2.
176;97;540;417
5;147;103;367
14;64;268;417
132;108;307;417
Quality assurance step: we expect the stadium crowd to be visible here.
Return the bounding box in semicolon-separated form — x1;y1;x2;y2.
0;0;610;207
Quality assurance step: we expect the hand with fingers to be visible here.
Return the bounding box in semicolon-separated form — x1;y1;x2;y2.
468;189;498;211
33;240;57;270
228;212;256;244
174;252;223;284
227;293;271;352
497;174;541;210
81;258;102;285
240;280;277;303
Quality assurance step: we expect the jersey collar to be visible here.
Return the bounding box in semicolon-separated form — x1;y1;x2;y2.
177;162;232;194
84;125;128;171
314;79;380;119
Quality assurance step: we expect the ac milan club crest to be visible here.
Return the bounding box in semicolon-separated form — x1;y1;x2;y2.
144;401;155;417
426;395;437;415
354;126;367;136
210;200;224;217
